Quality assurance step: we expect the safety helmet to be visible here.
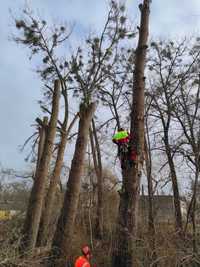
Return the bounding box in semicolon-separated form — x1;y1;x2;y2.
81;245;91;256
119;127;124;131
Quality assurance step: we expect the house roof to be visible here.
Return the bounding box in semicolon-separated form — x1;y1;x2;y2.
140;195;186;201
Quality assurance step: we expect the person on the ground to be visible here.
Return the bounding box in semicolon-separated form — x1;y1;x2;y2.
74;245;92;267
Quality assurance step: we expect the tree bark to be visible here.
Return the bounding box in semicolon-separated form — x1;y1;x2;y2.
37;113;79;247
185;160;199;254
164;135;183;234
20;80;60;252
112;1;150;267
144;136;157;266
36;131;67;247
90;119;103;240
48;102;96;267
36;116;48;172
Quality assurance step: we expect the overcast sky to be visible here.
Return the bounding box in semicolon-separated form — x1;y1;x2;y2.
1;0;200;171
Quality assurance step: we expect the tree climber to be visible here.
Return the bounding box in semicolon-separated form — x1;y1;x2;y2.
112;128;137;168
112;128;130;151
74;245;92;267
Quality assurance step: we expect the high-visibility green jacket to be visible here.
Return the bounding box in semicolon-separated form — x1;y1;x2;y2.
112;130;129;142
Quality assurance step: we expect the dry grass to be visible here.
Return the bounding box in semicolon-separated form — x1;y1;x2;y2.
1;215;200;266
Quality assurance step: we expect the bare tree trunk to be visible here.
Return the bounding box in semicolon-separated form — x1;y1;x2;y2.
172;74;200;242
191;198;197;254
164;136;183;234
144;136;157;266
37;113;78;247
151;92;183;235
48;102;96;267
186;161;199;254
90;119;103;240
36;116;48;172
112;1;150;267
88;152;94;250
36;131;67;247
192;167;199;254
20;80;60;252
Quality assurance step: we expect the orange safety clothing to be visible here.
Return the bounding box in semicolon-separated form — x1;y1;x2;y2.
74;256;90;267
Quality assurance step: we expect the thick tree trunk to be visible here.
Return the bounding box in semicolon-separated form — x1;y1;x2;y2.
164;137;183;234
112;1;150;267
90;119;103;240
48;102;96;267
20;80;60;252
37;114;78;247
36;131;67;247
